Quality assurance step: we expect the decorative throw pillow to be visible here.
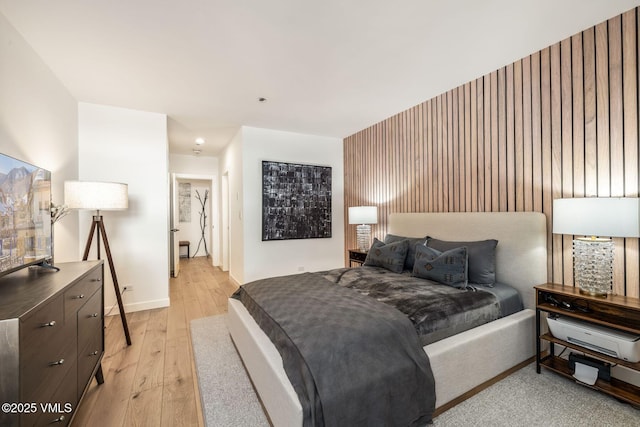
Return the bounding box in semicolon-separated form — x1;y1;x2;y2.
426;237;498;286
412;245;468;288
363;238;409;273
383;234;427;271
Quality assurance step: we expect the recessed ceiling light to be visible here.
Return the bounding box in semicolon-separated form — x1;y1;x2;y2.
258;97;267;102
195;137;205;145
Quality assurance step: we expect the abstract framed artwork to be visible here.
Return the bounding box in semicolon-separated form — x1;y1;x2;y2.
262;161;332;240
178;182;191;222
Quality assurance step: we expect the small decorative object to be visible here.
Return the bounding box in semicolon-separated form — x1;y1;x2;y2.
348;206;378;252
49;203;69;267
64;180;132;345
262;161;332;240
50;203;69;224
192;189;210;258
179;183;191;222
553;197;640;296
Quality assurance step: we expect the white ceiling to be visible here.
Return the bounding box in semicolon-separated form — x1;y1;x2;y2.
2;1;639;156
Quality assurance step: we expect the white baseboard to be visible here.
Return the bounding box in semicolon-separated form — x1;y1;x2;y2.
105;297;170;315
229;272;242;287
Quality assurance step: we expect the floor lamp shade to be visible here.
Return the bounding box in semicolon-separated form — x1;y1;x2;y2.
553;197;640;296
64;181;128;210
349;206;378;252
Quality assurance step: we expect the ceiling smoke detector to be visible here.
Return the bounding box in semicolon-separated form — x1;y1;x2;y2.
193;148;202;155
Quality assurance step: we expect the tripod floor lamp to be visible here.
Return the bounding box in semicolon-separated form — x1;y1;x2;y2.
65;181;132;346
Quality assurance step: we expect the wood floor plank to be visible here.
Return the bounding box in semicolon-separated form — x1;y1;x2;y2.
161;335;199;427
131;308;168;393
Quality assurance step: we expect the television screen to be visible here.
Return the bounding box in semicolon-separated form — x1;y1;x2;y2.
0;153;52;277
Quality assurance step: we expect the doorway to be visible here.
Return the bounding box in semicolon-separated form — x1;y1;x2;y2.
169;173;219;277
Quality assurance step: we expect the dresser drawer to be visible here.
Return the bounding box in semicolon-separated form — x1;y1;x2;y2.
22;365;76;427
63;269;102;323
78;332;103;400
20;320;76;405
19;294;74;404
77;289;102;350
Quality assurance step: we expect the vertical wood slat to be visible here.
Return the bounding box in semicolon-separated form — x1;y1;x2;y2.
343;6;640;297
560;38;574;287
624;9;639;297
609;15;626;296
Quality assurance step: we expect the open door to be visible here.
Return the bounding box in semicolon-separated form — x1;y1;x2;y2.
170;173;180;278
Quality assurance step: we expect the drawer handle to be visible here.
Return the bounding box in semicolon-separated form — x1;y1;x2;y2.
40;320;56;327
91;278;101;282
74;294;85;299
90;313;99;318
52;415;65;423
90;350;99;356
49;358;65;366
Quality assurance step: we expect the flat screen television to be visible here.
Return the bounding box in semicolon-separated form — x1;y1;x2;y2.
0;153;52;277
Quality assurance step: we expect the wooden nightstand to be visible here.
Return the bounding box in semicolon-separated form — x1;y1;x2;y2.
348;249;368;267
535;283;640;407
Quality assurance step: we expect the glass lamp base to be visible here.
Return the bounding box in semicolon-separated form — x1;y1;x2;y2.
356;224;371;252
573;238;613;296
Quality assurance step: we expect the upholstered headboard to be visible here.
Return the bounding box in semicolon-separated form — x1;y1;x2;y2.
388;212;547;310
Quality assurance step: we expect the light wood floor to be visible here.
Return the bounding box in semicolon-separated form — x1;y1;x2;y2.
71;257;238;427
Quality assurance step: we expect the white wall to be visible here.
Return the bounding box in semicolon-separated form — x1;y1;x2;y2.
241;126;344;283
221;129;243;284
0;13;79;263
78;102;169;313
170;153;219;175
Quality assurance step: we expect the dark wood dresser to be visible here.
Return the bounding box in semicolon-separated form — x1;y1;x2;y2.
0;261;104;427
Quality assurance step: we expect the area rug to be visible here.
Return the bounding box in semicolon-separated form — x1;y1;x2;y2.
191;315;639;426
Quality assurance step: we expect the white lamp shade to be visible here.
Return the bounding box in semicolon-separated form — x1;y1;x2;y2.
553;197;640;238
64;181;128;210
348;206;378;225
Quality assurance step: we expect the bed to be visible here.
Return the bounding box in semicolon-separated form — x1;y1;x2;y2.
227;212;547;426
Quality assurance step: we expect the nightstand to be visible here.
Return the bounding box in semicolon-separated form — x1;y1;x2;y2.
535;283;640;407
348;249;368;267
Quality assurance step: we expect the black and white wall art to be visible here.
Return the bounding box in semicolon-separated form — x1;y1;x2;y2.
262;161;332;240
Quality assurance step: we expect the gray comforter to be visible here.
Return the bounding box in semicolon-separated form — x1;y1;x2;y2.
321;267;502;345
232;272;435;427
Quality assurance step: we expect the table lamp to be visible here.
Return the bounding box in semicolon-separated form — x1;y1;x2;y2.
553;197;640;296
348;206;378;252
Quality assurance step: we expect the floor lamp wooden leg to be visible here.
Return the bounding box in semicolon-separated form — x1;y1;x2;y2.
83;216;132;346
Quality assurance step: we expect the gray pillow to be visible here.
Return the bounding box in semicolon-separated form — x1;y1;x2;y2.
426;237;497;285
364;238;409;273
384;234;427;271
412;245;468;288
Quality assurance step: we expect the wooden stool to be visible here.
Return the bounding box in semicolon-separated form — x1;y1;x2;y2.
179;241;190;258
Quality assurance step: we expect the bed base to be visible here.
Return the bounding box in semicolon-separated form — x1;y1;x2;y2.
228;299;535;425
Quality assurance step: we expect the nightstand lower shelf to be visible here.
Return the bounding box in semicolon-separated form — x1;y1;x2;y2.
539;355;640;407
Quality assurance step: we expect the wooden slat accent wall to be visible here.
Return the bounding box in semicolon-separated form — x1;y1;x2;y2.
344;9;640;297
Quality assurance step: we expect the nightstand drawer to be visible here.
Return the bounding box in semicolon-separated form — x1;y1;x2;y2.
348;249;368;266
64;269;102;322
